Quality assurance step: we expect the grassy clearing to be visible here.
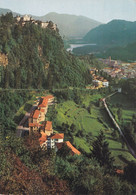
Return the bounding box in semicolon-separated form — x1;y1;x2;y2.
54;100;105;153
54;94;136;166
82;93;103;106
14;99;34;124
104;129;136;167
73;137;91;154
108;93;136;124
55;100;105;136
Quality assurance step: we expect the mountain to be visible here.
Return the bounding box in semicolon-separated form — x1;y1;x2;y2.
33;12;101;38
0;8;19;17
83;20;136;47
0;13;91;89
0;9;101;39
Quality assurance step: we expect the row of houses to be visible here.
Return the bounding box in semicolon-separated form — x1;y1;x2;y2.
15;15;57;30
98;56;136;79
28;95;81;156
103;64;136;79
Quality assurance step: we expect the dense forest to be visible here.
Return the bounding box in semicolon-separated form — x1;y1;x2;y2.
0;13;91;89
97;42;136;61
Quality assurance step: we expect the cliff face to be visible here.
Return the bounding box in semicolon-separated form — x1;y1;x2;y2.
0;53;8;66
0;13;91;89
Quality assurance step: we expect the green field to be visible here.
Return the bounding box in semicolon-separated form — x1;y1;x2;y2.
54;93;136;166
54;100;105;136
108;93;136;124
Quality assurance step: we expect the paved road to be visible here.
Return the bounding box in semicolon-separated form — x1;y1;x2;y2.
102;97;136;158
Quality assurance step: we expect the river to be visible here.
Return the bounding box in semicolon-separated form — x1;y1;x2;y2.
67;43;96;52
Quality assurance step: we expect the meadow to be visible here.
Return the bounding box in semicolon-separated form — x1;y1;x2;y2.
53;93;136;166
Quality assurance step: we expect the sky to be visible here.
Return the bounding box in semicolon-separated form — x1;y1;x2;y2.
0;0;136;23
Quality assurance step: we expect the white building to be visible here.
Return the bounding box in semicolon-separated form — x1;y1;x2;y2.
102;80;109;87
39;133;64;149
41;22;49;28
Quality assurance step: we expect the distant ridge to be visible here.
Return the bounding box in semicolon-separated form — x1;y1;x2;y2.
32;12;101;38
0;8;101;39
83;19;136;47
0;8;19;16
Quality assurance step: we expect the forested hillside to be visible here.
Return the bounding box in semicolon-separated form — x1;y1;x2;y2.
97;42;136;61
0;13;91;89
84;20;136;47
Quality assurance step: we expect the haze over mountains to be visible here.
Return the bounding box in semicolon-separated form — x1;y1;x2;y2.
0;8;101;39
33;12;101;38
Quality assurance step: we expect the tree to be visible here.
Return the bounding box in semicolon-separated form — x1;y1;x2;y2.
87;101;92;114
92;131;114;172
124;161;136;184
117;108;122;122
57;143;71;158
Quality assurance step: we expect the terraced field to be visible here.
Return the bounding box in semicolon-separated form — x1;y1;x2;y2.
54;93;136;166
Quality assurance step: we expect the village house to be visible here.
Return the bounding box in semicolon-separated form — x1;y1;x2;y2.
29;109;40;124
47;133;64;149
39;132;81;155
39;133;64;149
29;122;39;132
56;141;81;156
29;109;41;133
39;132;47;149
38;97;48;115
92;79;103;88
44;121;53;136
102;80;109;87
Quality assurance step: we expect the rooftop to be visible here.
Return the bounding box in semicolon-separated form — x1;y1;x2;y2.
33;110;40;119
45;121;52;131
65;141;81;155
38;98;48;108
39;132;47;145
29;123;39;127
51;133;64;140
44;95;54;100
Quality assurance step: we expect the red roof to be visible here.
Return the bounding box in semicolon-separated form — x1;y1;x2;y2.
65;141;81;155
29;123;39;127
116;169;124;174
51;133;64;140
39;132;47;145
33;110;40;119
45;121;52;131
38;98;48;108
